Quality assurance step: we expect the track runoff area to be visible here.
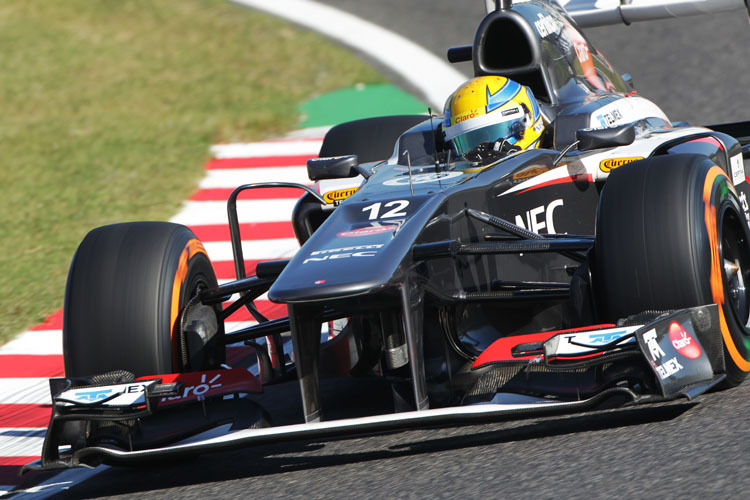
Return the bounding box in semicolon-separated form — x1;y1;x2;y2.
0;83;426;494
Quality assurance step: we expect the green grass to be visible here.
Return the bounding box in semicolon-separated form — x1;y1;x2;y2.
0;0;384;344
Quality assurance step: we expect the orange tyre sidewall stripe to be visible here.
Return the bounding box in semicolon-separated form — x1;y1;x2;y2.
170;239;210;368
704;166;750;372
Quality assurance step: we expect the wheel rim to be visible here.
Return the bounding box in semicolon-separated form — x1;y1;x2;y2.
176;254;221;372
720;209;750;329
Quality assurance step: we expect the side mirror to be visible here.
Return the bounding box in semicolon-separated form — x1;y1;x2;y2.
576;124;636;151
621;73;635;90
307;155;359;181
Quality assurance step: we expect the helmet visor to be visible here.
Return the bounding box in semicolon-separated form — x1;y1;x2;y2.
450;117;525;156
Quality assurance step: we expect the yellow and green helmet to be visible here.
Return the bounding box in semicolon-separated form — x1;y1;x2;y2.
443;76;544;156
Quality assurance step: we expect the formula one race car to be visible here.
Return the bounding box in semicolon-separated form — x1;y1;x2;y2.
27;0;750;472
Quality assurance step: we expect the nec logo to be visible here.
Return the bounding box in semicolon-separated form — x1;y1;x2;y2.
514;199;564;234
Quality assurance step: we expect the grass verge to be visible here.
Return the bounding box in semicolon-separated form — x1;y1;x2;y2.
0;0;383;344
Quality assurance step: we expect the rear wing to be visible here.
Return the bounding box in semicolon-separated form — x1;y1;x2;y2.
485;0;748;27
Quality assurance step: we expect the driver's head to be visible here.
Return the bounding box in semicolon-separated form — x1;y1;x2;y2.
443;76;544;156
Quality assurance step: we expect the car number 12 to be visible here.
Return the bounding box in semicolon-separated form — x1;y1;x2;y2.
362;200;409;220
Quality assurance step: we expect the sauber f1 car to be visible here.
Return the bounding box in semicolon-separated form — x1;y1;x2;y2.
25;0;750;472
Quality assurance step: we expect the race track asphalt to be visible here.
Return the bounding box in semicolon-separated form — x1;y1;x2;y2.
38;2;750;499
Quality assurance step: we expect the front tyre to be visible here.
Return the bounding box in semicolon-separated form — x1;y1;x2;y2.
63;222;223;378
595;154;750;386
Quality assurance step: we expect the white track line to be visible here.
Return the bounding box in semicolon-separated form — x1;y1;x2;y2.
198;167;310;188
203;239;299;262
0;429;46;458
0;379;51;405
210;139;323;158
230;0;466;108
0;331;62;355
171;199;300;225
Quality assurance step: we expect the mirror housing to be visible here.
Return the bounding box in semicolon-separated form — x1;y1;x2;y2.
576;124;636;151
307;155;359;181
621;73;635;90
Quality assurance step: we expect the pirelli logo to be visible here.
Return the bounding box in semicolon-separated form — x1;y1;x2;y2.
323;187;359;204
599;157;644;173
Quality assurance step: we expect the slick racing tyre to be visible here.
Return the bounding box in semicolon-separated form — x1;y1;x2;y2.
318;114;427;163
595;154;750;386
63;222;223;378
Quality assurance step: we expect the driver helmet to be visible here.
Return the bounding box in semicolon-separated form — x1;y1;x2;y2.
443;76;544;156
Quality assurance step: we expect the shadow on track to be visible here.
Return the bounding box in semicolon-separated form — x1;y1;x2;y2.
50;402;695;499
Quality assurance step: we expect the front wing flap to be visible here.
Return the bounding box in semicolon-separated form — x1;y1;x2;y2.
33;387;646;469
541;304;725;399
633;305;723;398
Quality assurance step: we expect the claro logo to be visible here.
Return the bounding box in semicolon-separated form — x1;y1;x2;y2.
599;157;643;173
669;321;702;360
455;110;480;123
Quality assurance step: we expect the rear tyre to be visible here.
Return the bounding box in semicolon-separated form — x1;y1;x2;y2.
595;154;750;386
63;222;222;378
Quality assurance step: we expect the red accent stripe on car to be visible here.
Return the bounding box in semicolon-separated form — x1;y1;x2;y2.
517;173;593;195
473;332;557;367
686;136;724;150
473;324;616;368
